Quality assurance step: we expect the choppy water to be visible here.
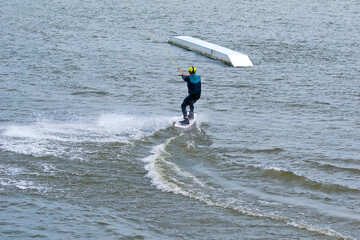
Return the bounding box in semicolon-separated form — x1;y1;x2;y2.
1;0;359;239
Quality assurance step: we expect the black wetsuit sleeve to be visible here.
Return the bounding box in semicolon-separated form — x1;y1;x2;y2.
182;75;190;83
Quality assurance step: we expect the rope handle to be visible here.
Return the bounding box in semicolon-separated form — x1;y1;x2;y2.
178;68;186;75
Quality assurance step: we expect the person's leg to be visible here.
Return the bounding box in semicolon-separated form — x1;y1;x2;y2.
189;103;194;113
188;104;194;120
188;93;200;119
181;95;192;118
180;95;193;124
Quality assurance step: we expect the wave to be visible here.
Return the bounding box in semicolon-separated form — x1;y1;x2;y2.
251;165;359;193
244;147;285;154
71;90;110;96
141;139;355;240
317;162;360;174
307;158;360;174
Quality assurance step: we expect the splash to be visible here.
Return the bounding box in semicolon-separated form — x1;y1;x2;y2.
0;113;173;159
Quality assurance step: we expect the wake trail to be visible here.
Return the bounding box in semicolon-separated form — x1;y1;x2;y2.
141;137;355;240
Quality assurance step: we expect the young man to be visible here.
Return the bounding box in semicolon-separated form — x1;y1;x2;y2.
179;66;201;125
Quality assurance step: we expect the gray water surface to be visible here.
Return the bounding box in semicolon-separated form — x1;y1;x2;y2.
1;0;359;239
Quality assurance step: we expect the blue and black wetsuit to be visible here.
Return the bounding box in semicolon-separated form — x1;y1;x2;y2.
181;74;201;118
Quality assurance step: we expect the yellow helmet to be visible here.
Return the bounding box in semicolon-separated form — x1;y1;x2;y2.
189;66;196;73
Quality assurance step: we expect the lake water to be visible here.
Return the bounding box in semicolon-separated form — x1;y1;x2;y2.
1;0;359;239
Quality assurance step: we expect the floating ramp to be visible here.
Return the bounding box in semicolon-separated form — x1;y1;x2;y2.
168;36;253;67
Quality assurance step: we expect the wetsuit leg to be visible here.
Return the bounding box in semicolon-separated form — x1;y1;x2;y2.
181;95;192;118
189;93;200;114
181;93;201;118
189;103;194;113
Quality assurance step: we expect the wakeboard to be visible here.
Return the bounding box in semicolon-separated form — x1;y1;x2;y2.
174;113;197;129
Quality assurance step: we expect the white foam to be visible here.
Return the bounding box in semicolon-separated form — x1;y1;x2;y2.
39;163;59;175
0;178;48;192
186;141;195;150
251;164;288;172
0;166;37;191
141;136;209;193
266;166;288;172
142;137;183;193
1;166;23;175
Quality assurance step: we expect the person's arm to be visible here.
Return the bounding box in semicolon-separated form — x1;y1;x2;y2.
179;73;190;82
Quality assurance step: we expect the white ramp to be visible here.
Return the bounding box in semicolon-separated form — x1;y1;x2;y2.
168;36;253;67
